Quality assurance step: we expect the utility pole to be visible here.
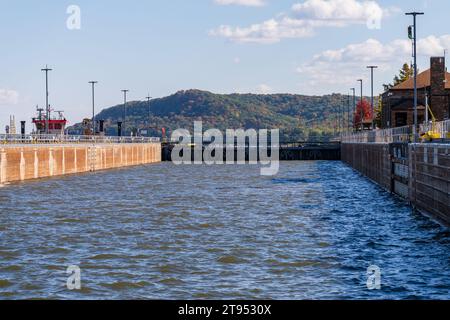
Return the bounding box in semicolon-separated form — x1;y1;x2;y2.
89;81;98;136
338;100;341;135
357;79;363;131
347;93;351;132
146;94;152;127
367;66;378;130
342;98;344;134
122;89;129;135
406;11;424;143
41;65;52;134
351;88;356;131
145;94;152;138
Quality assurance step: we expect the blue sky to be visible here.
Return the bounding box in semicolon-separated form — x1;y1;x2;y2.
0;0;449;131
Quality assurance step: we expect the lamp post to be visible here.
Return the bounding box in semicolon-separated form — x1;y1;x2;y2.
89;81;98;136
146;94;152;126
337;100;341;135
347;92;351;132
122;89;129;135
406;11;424;143
145;94;152;138
357;79;363;131
41;65;52;134
341;95;345;134
367;66;378;130
351;88;356;131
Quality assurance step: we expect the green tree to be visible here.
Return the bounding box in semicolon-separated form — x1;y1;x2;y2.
373;95;383;128
394;63;414;85
383;63;415;90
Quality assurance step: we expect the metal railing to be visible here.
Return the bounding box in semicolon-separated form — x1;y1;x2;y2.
420;119;450;139
341;120;450;143
341;126;413;143
0;134;161;145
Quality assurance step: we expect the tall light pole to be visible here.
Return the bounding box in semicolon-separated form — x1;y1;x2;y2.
347;92;351;132
351;88;356;131
41;65;52;134
146;94;152;127
89;81;98;136
122;89;129;135
357;79;363;131
406;11;424;143
367;66;378;130
341;95;345;134
338;97;341;134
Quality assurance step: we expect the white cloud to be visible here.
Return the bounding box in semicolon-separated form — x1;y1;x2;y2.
210;18;315;44
233;57;241;64
308;35;450;65
296;35;450;91
292;0;382;23
214;0;266;7
0;89;19;106
418;35;450;56
255;84;273;94
210;0;396;44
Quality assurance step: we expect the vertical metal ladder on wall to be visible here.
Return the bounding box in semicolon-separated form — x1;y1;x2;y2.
89;146;97;172
390;143;410;199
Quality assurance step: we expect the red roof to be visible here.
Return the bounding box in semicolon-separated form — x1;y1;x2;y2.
391;69;450;90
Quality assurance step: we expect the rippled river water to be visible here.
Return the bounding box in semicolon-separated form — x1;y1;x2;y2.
0;161;449;300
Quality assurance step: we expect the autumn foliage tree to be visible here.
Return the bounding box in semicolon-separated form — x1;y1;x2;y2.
353;99;373;128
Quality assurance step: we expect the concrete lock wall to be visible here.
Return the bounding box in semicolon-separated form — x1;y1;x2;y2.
409;144;450;223
0;143;161;184
341;143;391;191
342;142;450;224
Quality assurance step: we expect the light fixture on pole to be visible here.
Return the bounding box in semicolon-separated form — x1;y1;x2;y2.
41;65;52;134
367;66;378;130
337;100;341;135
341;95;344;134
406;11;424;143
347;92;351;132
146;94;152;127
351;88;356;131
89;81;98;136
122;89;129;135
357;79;363;131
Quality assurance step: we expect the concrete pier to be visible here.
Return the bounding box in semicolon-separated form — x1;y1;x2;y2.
0;143;161;184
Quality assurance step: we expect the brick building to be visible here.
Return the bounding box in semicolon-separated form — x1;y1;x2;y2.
381;57;450;128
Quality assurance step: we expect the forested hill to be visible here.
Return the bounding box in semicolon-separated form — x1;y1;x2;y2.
69;89;359;141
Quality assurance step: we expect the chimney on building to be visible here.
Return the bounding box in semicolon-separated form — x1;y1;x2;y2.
430;56;447;120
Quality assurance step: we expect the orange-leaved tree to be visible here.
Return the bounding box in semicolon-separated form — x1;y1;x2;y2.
353;99;372;128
